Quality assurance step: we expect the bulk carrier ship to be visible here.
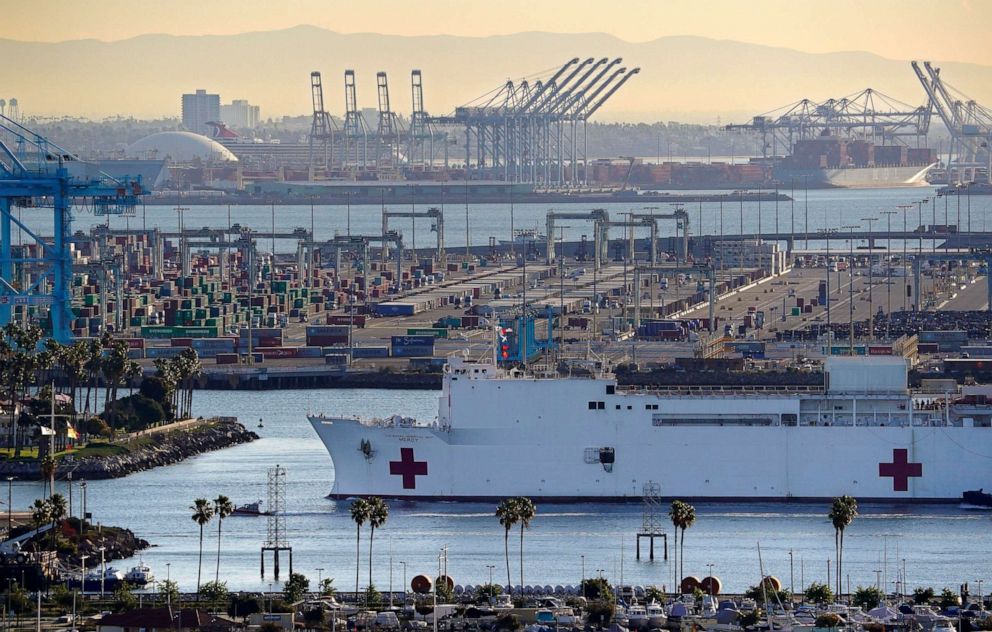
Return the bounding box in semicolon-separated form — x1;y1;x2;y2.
309;356;992;502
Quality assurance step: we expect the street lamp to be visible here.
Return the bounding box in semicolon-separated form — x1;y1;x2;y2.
400;561;408;600
316;567;324;589
706;564;715;595
486;565;495;587
880;210;897;339
817;228;838;345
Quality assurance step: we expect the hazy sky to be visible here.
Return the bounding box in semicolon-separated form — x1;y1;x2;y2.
3;0;990;65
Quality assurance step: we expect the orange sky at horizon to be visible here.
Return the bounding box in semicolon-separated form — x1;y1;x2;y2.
3;0;990;66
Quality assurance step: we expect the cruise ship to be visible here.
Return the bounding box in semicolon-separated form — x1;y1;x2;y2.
309;356;992;502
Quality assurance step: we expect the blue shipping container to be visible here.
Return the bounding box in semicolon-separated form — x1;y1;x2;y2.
351;346;390;359
391;335;436;347
390;345;435;358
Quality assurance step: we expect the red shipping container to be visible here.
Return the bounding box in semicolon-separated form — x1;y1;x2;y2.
171;338;193;347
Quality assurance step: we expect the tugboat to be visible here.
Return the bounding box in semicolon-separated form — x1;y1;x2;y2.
232;500;273;516
961;489;992;509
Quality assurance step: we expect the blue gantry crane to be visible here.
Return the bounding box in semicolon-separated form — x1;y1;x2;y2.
0;114;147;342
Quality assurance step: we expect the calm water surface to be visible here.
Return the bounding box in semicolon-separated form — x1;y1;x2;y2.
11;388;991;594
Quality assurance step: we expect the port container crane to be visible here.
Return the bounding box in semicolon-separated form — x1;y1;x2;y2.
0;114;146;341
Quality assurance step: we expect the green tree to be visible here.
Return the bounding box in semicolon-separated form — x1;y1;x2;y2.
158;579;180;607
199;580;229;612
227;594;262;619
476;583;503;603
213;495;234;585
365;496;389;589
805;582;835;605
113;582;138;612
744;584;792;605
852;585;884;610
190;497;215;594
913;586;935;605
644;586;665;603
939;588;960;610
349;498;370;596
318;577;336;597
51;583;74;610
513;497;536;592
828;496;858;596
364;583;383;608
496;499;519;595
580;577;614;601
6;582;30;623
284;573;310;604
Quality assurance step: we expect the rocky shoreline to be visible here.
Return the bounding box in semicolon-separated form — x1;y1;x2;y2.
0;420;259;480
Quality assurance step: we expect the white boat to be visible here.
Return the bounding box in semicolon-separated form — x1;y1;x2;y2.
626;604;648;629
124;563;154;586
309;352;992;501
645;601;667;628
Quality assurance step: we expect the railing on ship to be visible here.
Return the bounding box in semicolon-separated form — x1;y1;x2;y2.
619;384;825;395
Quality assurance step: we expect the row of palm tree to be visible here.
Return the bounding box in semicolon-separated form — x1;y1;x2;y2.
828;495;858;596
350;497;389;597
0;324;143;454
154;348;202;420
669;500;697;589
190;495;235;595
495;497;537;596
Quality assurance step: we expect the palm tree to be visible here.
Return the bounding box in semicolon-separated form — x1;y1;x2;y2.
29;498;49;551
513;497;536;592
46;493;68;551
190;498;215;594
365;497;389;589
676;502;696;585
828;496;858;596
350;498;370;596
496;499;518;596
669;500;697;589
669;500;684;589
213;495;234;585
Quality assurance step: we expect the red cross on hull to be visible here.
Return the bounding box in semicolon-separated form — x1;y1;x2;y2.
389;447;428;489
879;448;923;492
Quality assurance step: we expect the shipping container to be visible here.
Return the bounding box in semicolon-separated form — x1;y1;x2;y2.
406;328;448;339
350;346;390;359
391;335;437;347
144;346;186;359
254;347;299;359
390;345;436;358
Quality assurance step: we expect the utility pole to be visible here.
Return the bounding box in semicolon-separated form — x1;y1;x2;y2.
842;224;860;354
880;210;897;339
861;217;877;342
898;205;913;311
818;229;838;347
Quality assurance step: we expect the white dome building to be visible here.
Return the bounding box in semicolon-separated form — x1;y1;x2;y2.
126;131;238;163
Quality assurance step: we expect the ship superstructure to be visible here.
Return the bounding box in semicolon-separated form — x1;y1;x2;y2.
309;356;992;502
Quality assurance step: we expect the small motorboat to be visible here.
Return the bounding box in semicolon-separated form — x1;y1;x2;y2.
232;500;273;516
961;489;992;509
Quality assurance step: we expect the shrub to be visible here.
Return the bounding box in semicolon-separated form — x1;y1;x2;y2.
475;583;503;603
852;586;884;610
815;613;843;628
364;584;382;608
101;394;165;431
939;588;960;610
805;582;835;605
580;577;614;601
913;587;935;605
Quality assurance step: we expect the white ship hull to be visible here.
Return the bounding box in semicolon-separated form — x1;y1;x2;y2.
309;358;992;502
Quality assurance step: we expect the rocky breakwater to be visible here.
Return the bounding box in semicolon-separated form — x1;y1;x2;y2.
0;419;259;480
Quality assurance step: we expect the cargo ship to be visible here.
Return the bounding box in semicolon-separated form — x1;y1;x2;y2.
774;135;936;188
309;355;992;502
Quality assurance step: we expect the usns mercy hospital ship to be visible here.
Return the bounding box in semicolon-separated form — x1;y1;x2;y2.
310;356;992;502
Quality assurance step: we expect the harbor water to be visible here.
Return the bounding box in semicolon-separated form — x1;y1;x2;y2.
13;186;992;255
11;388;991;594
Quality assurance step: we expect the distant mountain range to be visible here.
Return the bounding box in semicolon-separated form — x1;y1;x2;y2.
2;26;990;123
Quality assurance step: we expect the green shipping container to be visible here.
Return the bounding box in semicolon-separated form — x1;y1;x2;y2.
407;328;448;339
